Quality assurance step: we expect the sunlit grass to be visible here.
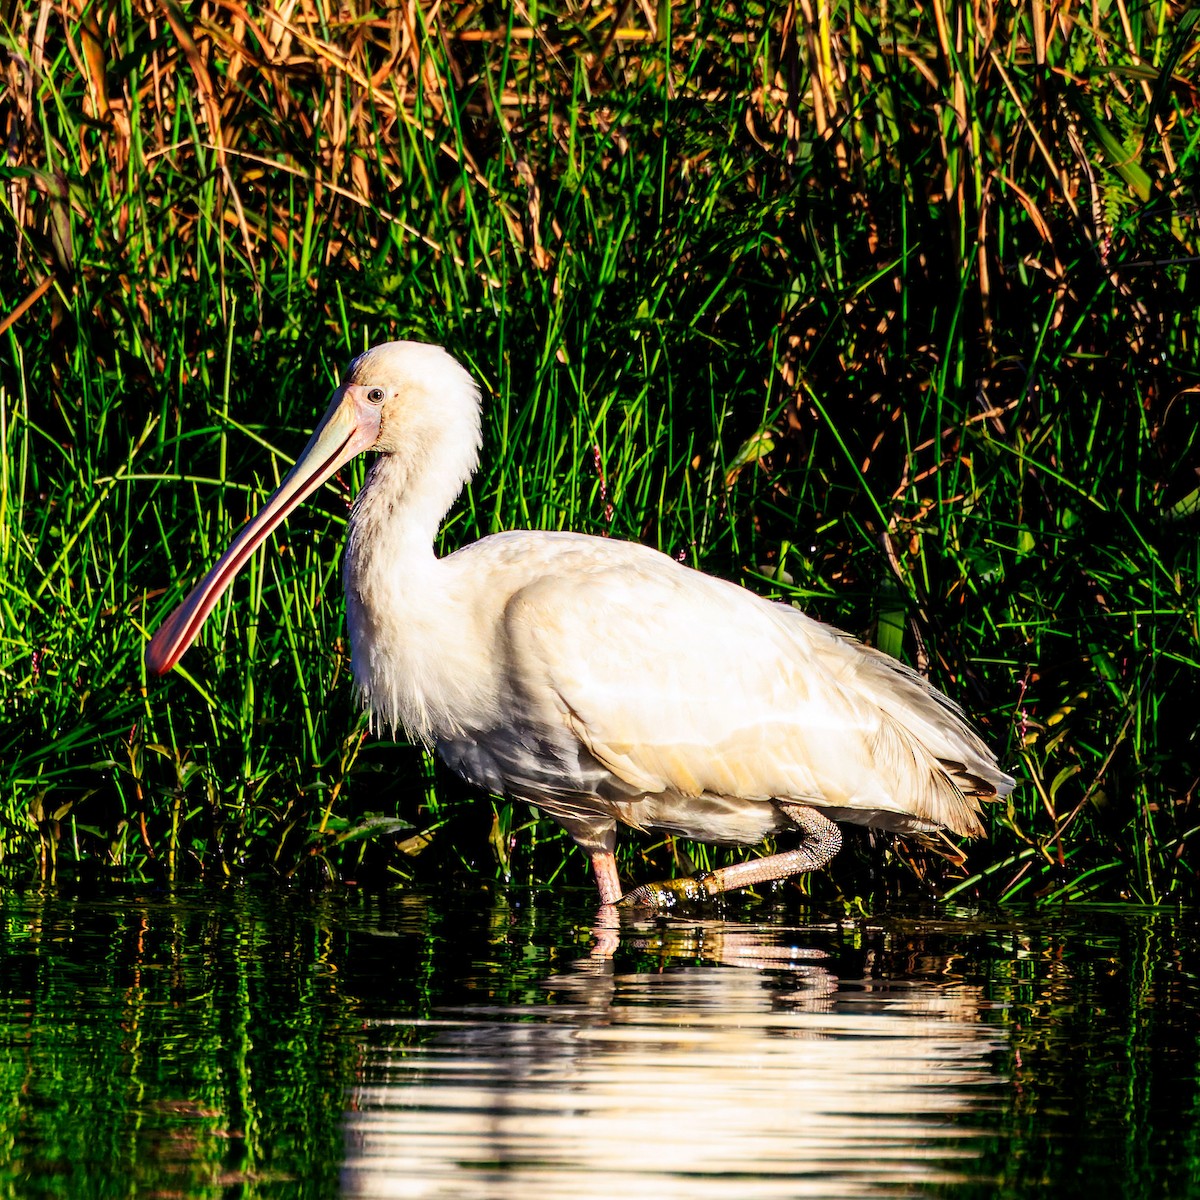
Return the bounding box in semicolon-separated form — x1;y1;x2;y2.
1;1;1197;901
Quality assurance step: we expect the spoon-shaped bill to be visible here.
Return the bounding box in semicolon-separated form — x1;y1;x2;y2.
144;386;381;676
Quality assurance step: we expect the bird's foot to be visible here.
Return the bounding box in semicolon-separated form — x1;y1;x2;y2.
618;872;718;909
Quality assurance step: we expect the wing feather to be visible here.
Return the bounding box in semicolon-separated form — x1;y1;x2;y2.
498;549;1011;840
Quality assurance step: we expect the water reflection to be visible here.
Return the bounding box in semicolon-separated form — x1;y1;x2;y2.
343;917;1005;1199
2;886;1199;1199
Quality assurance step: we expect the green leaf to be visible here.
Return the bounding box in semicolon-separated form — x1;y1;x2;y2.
1164;486;1200;521
726;430;774;473
1064;82;1153;201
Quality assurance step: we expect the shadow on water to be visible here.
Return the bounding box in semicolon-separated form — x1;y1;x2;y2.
1;883;1199;1198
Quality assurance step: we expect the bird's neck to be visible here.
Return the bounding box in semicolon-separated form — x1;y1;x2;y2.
346;446;469;568
341;445;478;741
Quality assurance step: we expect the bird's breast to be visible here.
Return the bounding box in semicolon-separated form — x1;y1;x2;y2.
342;538;500;743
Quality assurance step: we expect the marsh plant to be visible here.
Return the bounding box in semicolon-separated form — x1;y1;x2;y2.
1;1;1197;901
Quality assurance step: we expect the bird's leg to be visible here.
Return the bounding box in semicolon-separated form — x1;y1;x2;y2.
620;806;842;909
591;849;623;907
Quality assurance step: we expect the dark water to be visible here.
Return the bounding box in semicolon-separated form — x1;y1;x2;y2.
1;885;1198;1198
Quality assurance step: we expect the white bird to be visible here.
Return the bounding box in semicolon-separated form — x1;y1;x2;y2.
146;341;1013;906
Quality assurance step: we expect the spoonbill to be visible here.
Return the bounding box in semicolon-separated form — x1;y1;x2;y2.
146;341;1013;906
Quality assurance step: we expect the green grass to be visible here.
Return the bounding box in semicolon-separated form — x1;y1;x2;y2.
1;0;1198;902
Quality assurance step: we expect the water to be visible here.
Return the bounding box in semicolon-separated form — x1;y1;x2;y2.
1;885;1198;1198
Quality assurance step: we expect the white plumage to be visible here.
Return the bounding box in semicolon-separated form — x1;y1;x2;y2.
146;340;1013;906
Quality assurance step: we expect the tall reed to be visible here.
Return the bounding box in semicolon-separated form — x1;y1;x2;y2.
1;1;1196;901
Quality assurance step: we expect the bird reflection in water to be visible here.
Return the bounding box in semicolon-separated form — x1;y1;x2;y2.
341;915;1004;1200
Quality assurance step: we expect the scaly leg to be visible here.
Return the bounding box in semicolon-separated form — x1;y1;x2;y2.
591;849;623;907
620;806;842;909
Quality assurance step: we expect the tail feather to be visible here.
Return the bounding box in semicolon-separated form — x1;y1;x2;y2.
826;631;1014;838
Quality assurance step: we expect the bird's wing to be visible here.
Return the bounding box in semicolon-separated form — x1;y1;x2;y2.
499;551;1005;838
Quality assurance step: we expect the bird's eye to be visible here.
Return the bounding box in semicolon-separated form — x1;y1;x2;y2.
367;388;385;404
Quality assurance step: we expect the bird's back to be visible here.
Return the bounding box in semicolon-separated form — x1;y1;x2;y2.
403;531;1013;845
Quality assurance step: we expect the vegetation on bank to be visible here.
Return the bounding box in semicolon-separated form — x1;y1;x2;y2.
1;0;1197;902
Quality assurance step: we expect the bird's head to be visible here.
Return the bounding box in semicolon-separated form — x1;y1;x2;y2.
340;340;480;459
144;340;480;676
